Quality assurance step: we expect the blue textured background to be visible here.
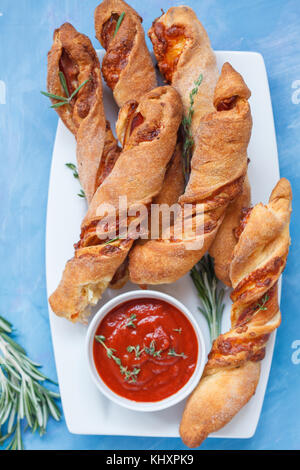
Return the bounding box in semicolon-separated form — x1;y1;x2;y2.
0;0;299;450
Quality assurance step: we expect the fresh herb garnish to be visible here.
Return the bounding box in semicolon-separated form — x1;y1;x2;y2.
41;72;90;108
191;255;225;343
173;328;182;334
95;335;140;384
144;340;162;358
127;345;144;358
255;294;269;311
113;12;125;38
0;315;61;450
181;74;203;183
168;348;187;359
126;314;137;329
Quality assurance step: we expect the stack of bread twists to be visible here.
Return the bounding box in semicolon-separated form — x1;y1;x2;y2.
129;62;252;284
180;178;292;447
49;86;182;322
148;6;251;286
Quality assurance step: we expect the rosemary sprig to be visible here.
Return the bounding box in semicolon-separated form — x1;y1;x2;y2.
113;12;125;38
41;72;90;108
0;315;61;450
126;314;137;329
168;348;187;359
255;294;269;311
144;340;162;358
190;255;225;343
95;335;140;383
181;74;203;183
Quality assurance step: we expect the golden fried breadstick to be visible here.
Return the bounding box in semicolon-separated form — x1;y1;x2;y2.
129;63;252;285
47;22;106;203
95;0;157;107
180;178;292;448
49;86;182;322
209;176;251;286
149;6;218;142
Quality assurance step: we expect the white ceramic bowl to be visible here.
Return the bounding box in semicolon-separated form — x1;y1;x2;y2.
86;290;206;412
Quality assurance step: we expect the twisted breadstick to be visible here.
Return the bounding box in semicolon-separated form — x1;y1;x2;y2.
129;63;252;285
47;22;106;203
49;86;182;322
209;176;251;286
148;6;218;142
180;178;292;448
95;0;157;107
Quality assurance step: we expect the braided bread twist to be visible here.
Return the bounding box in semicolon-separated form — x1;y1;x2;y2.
95;0;157;107
47;22;107;203
129;63;252;285
49;86;182;323
180;178;292;448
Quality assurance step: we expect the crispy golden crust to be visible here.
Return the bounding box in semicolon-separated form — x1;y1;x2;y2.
180;178;292;448
47;22;106;203
49;86;182;322
129;63;252;285
149;6;218;142
95;0;157;107
209;176;251;286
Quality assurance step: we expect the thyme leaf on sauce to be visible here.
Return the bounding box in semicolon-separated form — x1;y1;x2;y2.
113;12;125;38
190;255;225;343
95;335;140;383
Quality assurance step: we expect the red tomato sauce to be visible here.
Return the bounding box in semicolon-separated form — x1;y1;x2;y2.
93;298;198;402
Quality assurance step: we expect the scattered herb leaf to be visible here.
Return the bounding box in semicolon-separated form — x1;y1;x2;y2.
255;294;269;311
126;314;137;329
95;335;140;384
41;72;90;108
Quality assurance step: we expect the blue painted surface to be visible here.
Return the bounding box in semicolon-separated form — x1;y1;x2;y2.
0;0;299;450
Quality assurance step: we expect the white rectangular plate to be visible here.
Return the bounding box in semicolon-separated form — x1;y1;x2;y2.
46;51;280;439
